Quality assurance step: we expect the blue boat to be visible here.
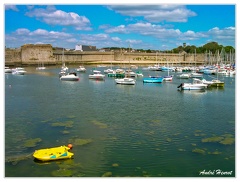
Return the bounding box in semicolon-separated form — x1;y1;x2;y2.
143;76;164;83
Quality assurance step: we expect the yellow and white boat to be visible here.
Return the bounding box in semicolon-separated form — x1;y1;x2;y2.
33;146;74;161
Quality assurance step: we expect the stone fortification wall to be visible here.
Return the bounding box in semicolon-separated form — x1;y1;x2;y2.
21;44;55;65
5;44;206;66
5;48;21;65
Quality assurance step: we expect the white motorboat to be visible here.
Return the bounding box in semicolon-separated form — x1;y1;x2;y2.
115;78;136;85
5;67;12;73
177;78;207;90
89;70;105;80
190;72;203;78
60;72;79;81
104;68;114;74
176;73;190;79
12;67;26;75
76;66;86;72
125;70;137;78
201;79;214;87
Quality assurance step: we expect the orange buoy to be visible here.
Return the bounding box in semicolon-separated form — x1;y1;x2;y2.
67;144;73;149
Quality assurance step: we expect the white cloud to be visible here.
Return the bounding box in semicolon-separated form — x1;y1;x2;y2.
105;25;128;34
5;5;19;11
111;37;121;41
25;6;92;30
126;39;142;44
5;28;74;48
108;5;196;23
16;28;30;35
207;26;235;41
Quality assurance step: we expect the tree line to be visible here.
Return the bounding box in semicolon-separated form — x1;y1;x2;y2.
103;42;235;54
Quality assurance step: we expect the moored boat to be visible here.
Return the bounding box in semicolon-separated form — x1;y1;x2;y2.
115;77;136;85
76;66;86;72
12;67;27;75
211;79;224;87
60;72;79;81
89;70;105;80
190;72;203;78
177;78;207;90
33;145;74;161
176;73;190;79
163;75;173;81
5;67;12;73
143;76;164;83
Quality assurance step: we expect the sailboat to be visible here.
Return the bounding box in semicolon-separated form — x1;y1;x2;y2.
211;50;224;87
36;61;46;70
61;48;68;71
163;58;173;81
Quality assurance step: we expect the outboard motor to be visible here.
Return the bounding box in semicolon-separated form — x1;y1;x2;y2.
177;83;183;88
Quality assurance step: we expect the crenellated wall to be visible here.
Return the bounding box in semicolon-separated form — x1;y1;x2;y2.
5;44;208;66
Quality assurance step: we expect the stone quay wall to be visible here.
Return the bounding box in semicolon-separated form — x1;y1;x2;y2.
5;44;207;66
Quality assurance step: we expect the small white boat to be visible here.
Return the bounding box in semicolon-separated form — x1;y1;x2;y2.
12;67;26;75
89;70;105;80
125;70;137;78
177;73;190;79
163;75;173;81
136;71;144;77
177;78;207;90
5;67;12;73
76;66;86;72
115;78;136;85
201;79;214;87
36;66;46;70
60;72;79;81
190;72;203;78
104;68;114;74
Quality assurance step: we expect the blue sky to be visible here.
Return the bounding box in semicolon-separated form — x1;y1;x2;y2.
4;3;236;51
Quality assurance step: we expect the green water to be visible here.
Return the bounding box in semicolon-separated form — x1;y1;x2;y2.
5;66;235;177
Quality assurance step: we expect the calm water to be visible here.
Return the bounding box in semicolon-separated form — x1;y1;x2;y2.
5;65;235;177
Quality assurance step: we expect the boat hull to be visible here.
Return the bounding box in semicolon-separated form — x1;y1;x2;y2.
33;146;74;161
115;78;136;85
143;77;163;83
179;83;207;90
60;74;79;81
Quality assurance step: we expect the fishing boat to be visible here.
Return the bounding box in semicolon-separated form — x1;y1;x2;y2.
60;72;79;81
115;77;136;85
33;145;74;161
177;78;207;90
143;76;164;83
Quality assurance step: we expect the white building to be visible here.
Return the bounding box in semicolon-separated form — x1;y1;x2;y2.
75;44;96;51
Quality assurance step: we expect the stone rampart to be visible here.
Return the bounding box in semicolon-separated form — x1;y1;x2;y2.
5;44;207;66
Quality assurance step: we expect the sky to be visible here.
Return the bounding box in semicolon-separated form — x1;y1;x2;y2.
3;2;237;51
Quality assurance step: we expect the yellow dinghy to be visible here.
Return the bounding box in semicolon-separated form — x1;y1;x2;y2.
33;145;74;161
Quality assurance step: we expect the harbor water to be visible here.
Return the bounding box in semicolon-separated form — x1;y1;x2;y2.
5;65;235;177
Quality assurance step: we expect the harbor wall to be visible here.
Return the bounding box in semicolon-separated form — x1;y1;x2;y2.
5;44;207;66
